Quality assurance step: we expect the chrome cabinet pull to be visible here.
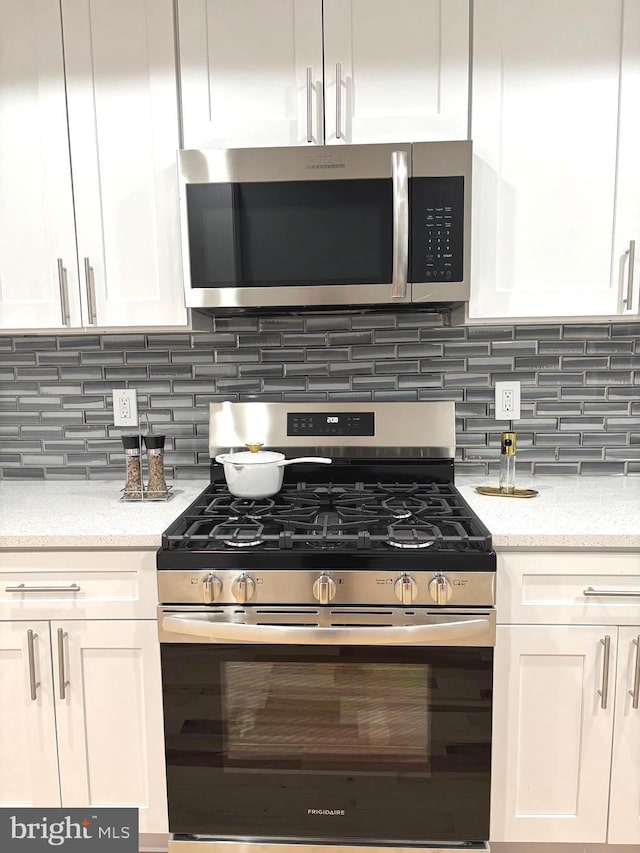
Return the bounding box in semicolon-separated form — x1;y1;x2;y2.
335;63;342;139
583;587;640;597
57;628;68;700
57;258;71;326
84;257;97;325
631;636;640;710
599;635;611;709
306;66;313;143
623;239;636;309
5;584;81;593
391;150;409;299
27;629;40;701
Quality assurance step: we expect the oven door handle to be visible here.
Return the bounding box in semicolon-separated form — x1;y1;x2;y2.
161;614;494;646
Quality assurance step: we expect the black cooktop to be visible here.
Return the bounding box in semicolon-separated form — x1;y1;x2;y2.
158;476;495;572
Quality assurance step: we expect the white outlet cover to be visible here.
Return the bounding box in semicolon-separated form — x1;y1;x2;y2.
113;389;138;427
495;381;521;420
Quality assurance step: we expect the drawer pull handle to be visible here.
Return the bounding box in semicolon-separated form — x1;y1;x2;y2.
631;636;640;710
583;587;640;597
5;584;81;593
57;628;69;700
27;629;40;701
599;635;611;709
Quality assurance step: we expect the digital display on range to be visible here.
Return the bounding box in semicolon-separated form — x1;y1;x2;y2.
287;412;375;436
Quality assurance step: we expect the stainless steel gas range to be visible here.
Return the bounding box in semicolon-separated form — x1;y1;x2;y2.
157;401;495;853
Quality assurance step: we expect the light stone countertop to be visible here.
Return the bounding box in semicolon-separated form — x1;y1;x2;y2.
456;475;640;549
0;480;209;548
0;476;639;550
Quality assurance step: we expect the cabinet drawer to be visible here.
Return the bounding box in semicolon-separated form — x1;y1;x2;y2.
497;551;640;625
0;550;158;620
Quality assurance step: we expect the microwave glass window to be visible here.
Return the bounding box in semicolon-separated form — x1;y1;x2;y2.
222;661;430;774
186;180;393;288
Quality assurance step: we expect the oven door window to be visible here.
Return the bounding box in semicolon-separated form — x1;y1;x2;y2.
161;644;492;843
224;660;429;773
185;179;393;288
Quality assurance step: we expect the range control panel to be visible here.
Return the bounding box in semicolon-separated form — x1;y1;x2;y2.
158;570;496;608
410;176;464;283
287;412;375;436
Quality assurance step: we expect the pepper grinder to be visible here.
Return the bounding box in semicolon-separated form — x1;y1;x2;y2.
122;435;143;498
143;434;168;498
500;432;517;494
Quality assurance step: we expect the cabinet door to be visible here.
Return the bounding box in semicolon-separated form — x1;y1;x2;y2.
0;0;80;331
470;0;640;319
179;0;324;148
323;0;469;144
62;0;188;329
608;626;640;844
0;622;60;806
53;620;168;833
491;625;615;843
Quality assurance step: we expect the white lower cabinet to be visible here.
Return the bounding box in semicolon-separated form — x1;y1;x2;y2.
608;626;640;844
0;622;61;807
492;551;640;845
0;618;167;833
0;620;167;833
0;550;168;833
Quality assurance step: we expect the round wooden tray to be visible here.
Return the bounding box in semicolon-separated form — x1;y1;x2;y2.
475;486;538;499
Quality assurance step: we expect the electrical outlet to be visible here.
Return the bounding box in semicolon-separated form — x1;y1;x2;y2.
112;389;138;427
495;381;521;420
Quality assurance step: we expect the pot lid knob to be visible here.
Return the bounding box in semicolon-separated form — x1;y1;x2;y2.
244;442;264;453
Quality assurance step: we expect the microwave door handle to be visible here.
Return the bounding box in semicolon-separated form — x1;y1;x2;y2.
391;150;409;299
161;614;493;646
305;66;313;143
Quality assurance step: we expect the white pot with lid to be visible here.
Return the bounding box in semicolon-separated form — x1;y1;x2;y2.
215;443;332;499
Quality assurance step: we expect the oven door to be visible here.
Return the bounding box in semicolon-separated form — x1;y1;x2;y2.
159;608;493;845
178;143;410;310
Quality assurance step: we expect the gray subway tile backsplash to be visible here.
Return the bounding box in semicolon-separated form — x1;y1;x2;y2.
1;318;639;478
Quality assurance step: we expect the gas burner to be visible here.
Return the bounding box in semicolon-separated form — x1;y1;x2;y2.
211;520;265;548
380;496;426;520
204;495;276;518
386;523;442;550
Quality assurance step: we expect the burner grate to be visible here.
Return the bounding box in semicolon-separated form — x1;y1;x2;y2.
164;480;491;555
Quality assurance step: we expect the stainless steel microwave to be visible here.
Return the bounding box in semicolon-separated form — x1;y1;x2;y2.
178;141;471;312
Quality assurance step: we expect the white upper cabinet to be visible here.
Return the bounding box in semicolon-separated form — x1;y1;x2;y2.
178;0;470;149
470;0;640;319
323;0;469;144
62;0;188;328
179;0;324;148
0;0;80;330
0;0;189;332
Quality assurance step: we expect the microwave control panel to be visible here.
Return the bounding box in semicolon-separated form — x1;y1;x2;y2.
410;176;464;283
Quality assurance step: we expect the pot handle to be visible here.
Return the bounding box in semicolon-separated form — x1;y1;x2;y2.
276;457;332;468
214;454;230;464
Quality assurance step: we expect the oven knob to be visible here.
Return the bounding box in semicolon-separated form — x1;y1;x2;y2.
313;573;337;605
428;574;453;605
394;574;418;605
201;573;222;604
232;573;256;604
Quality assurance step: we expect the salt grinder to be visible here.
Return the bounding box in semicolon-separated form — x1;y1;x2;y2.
121;435;142;498
500;432;517;494
143;434;168;497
